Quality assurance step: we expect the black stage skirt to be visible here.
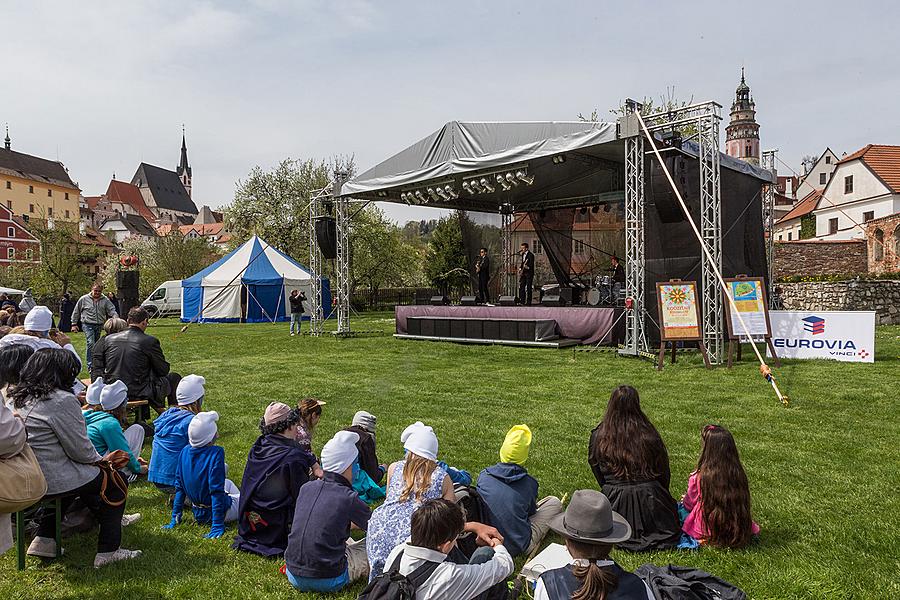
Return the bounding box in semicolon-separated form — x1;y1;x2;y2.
602;478;681;552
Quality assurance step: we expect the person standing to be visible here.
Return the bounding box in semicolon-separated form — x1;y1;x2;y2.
476;248;491;304
289;290;306;336
107;291;121;316
518;243;535;305
58;292;75;333
609;256;625;305
19;288;36;313
72;283;118;371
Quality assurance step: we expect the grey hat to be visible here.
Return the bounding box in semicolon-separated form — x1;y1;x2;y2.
549;490;632;544
352;410;377;433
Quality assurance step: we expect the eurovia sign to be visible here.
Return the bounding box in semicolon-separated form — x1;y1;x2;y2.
768;310;875;363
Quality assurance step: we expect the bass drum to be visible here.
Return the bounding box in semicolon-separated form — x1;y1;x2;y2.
587;287;602;307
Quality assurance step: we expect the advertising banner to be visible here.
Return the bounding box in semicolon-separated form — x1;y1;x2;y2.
724;278;770;339
657;281;701;340
768;310;875;363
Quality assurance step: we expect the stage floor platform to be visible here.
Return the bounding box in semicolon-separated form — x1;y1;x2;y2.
395;305;618;346
394;334;581;348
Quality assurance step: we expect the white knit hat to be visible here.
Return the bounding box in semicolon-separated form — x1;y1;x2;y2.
85;377;105;406
24;306;53;332
176;374;206;406
99;380;128;411
320;431;359;474
351;410;377;433
401;421;439;461
188;411;219;448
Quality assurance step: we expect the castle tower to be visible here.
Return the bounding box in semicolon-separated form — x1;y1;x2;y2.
725;68;760;166
176;128;192;197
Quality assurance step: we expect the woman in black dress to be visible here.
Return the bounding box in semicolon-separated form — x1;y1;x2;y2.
588;385;680;551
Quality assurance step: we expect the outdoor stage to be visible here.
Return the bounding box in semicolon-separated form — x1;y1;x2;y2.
395;305;620;347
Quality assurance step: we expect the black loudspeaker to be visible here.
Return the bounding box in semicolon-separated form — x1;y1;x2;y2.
314;217;337;259
650;154;688;223
430;295;450;306
498;295;517;306
460;296;478;306
541;295;566;307
117;270;140;318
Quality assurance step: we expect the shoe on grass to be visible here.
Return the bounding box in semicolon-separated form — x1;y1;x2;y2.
94;548;142;568
26;536;64;558
121;513;142;527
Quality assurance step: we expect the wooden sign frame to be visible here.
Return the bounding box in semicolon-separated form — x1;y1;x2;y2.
722;275;780;369
655;279;711;370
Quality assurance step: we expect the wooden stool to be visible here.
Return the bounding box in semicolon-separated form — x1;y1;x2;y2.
15;497;63;570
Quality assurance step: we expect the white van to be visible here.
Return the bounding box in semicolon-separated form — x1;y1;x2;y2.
142;280;182;317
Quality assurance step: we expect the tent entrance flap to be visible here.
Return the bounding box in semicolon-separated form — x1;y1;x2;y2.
202;285;242;321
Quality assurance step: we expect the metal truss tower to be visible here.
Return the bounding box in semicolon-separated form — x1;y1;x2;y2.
307;185;330;336
761;149;777;304
333;170;352;336
500;207;513;297
620;102;649;356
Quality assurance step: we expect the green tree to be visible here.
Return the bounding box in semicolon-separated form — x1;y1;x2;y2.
26;220;100;295
423;213;469;294
581;88;697;137
350;206;423;299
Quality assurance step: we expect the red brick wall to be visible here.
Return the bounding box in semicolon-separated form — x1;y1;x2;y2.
774;240;867;278
866;213;900;274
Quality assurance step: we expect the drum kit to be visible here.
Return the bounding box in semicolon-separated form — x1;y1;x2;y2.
587;275;615;306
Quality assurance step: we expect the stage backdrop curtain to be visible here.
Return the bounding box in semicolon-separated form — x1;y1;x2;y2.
528;208;576;287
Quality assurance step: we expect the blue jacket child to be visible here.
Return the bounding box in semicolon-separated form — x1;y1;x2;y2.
148;374;207;490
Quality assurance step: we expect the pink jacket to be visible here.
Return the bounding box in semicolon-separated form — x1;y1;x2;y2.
682;471;760;541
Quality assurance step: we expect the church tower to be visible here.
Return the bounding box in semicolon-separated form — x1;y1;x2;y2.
725;68;760;166
176;129;192;197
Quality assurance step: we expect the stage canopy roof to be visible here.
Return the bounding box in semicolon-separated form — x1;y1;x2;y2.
340;120;774;212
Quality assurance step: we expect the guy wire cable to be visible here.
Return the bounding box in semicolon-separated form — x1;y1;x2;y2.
636;111;788;406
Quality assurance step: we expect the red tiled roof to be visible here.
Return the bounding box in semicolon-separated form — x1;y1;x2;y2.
776;189;823;224
106;180;156;223
180;223;225;236
837;144;900;193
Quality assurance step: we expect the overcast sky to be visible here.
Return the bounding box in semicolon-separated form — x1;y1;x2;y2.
2;1;898;223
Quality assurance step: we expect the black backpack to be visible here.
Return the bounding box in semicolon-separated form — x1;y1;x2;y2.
358;551;440;600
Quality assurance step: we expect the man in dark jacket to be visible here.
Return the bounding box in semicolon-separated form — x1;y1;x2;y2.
518;243;535;305
58;292;75;332
288;290;306;336
93;307;180;418
475;425;562;557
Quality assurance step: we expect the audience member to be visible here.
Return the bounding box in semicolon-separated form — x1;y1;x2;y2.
19;288;36;313
366;421;501;580
681;425;759;548
588;385;681;551
345;410;385;484
83;379;147;481
12;348;141;567
476;424;563;558
71;283;118;371
296;397;325;477
92;307;180;418
284;431;371;592
148;375;206;493
0;391;28;555
0;343;35;407
534;489;653;600
377;499;514;600
232;402;317;558
89;317;128;377
58;292;75;332
0;293;19;312
0;306;81;369
164;411;240;538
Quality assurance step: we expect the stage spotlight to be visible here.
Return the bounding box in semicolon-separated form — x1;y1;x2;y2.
496;174;511;191
400;192;411;204
377;190;388;198
505;173;519;186
470;180;483;193
462;181;474;195
591;205;600;213
415;190;427;203
480;178;495;193
436;187;450;200
552;154;566;164
515;170;534;185
427;188;440;202
444;185;459;199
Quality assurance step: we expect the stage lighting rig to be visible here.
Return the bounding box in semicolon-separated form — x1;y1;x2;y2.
462;181;474;195
515;170;534;185
551;154;566;164
470;180;483;193
496;174;511;191
444;185;459;199
415;190;427;204
480;178;495;193
436;187;450;200
505;173;518;187
427;188;440;202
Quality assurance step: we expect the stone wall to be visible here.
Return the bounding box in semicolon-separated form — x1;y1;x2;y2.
774;240;868;278
865;213;900;274
780;279;900;325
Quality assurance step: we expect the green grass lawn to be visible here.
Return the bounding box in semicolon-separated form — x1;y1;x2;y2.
2;314;898;599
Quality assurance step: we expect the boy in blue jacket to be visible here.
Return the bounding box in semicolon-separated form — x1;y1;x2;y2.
148;374;206;493
164;410;240;539
475;425;562;557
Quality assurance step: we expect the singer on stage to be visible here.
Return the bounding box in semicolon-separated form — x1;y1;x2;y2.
518;242;535;305
476;247;491;304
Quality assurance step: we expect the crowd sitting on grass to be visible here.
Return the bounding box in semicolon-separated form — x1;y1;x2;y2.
0;303;760;598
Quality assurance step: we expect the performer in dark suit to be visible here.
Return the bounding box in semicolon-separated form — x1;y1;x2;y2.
518;243;535;305
610;255;625;304
476;247;491;304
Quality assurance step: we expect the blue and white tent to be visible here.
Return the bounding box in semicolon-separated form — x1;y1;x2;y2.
181;236;330;323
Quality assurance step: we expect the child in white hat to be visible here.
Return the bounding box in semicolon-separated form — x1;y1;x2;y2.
82;379;147;479
148;374;207;494
163;410;240;538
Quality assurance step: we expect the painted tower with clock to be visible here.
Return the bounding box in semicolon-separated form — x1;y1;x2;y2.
725;68;760;166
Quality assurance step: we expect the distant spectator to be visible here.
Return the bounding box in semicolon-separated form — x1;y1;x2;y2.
0;306;81;370
58;292;76;332
72;283;118;371
19;288;36;313
0;293;19;312
0;344;36;407
106;291;121;316
289;289;306;336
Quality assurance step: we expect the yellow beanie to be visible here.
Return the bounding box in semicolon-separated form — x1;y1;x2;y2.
499;424;532;465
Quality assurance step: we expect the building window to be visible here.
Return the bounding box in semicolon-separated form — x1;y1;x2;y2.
574;239;585;254
25;248;33;260
863;211;874;222
825;156;831;164
844;175;853;194
47;189;52;197
5;200;10;209
65;192;69;200
29;204;34;213
828;218;839;235
777;234;783;241
4;181;9;189
873;229;884;262
65;210;70;219
787;232;792;241
532;239;542;254
6;248;13;260
819;173;827;185
47;207;53;216
745;144;752;156
7;227;13;238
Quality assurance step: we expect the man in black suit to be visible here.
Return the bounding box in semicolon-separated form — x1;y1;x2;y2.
476;247;491;304
93;306;181;418
518;242;535;305
609;255;626;305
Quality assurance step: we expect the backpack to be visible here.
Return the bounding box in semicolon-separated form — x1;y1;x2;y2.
358;550;440;600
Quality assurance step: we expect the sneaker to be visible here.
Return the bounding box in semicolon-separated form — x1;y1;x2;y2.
290;332;295;336
94;548;142;568
121;513;142;527
26;536;64;558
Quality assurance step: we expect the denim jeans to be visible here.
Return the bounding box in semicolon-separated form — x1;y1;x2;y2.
290;313;303;334
286;567;350;592
82;322;103;370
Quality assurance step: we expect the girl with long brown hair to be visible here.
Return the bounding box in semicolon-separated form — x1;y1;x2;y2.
682;425;760;548
588;385;681;551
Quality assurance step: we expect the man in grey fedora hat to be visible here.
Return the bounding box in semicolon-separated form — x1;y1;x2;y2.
534;489;654;600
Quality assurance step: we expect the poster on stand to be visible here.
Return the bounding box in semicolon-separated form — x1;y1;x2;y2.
657;280;702;340
768;310;875;363
723;277;771;340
